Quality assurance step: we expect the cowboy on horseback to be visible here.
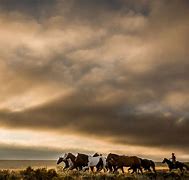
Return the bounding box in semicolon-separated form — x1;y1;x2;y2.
169;153;176;168
170;153;176;164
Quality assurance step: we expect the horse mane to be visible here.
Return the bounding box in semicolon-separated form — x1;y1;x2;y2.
109;153;119;157
67;153;76;161
68;153;76;157
163;158;169;162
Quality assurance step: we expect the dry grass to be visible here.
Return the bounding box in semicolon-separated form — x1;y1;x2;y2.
0;167;189;180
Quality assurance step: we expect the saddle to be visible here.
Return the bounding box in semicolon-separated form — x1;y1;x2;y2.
173;161;179;169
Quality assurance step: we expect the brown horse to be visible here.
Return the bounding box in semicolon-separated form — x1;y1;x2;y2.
106;153;118;172
107;153;142;174
65;153;76;162
140;159;156;173
69;153;89;171
128;158;156;174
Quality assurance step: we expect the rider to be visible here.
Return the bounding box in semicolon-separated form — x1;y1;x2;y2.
170;153;176;165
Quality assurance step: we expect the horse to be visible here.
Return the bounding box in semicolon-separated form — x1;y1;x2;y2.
162;158;189;173
106;153;142;174
57;157;70;170
57;153;76;170
106;153;118;172
93;153;108;171
140;158;156;173
69;153;89;170
82;155;107;172
128;158;156;174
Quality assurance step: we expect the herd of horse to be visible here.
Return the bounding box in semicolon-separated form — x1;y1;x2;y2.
57;153;189;174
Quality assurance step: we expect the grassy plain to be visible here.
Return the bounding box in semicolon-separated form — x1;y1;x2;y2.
0;166;189;180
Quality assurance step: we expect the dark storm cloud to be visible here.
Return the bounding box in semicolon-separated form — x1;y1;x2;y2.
0;144;93;160
0;144;61;160
0;0;149;17
0;88;189;150
0;0;56;18
0;0;189;154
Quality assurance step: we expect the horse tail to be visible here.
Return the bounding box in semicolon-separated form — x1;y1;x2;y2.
150;160;156;173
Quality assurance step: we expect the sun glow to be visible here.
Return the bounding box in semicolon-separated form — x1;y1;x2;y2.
0;127;185;160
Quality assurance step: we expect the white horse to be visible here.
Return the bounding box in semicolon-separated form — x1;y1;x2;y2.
83;155;107;172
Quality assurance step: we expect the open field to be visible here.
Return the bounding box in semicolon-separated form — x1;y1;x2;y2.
0;161;188;179
0;160;173;171
0;166;189;180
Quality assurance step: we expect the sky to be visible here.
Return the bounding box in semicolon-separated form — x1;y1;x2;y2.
0;0;189;161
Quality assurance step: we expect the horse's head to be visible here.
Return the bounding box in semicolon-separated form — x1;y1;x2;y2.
106;153;116;165
57;157;64;164
162;158;167;163
57;153;69;164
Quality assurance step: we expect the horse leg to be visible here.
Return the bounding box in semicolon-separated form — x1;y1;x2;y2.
108;165;112;172
82;166;87;171
152;166;156;174
96;166;100;172
121;166;124;173
113;166;118;173
180;167;184;174
131;167;135;174
81;166;83;171
128;167;136;174
128;167;132;173
139;167;143;175
131;170;135;174
113;167;117;173
69;164;76;171
90;166;94;172
114;166;119;173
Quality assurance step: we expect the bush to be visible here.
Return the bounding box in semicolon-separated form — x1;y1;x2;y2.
0;167;189;180
20;166;58;180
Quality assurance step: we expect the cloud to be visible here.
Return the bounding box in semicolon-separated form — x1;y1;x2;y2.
0;0;188;157
0;88;189;151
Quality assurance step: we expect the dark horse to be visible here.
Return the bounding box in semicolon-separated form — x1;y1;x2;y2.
106;153;142;174
162;158;189;173
69;153;89;171
128;158;156;174
140;158;156;173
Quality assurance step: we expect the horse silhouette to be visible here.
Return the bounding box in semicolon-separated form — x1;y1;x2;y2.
82;155;107;172
106;153;142;174
140;158;156;173
128;158;156;174
162;158;189;173
57;153;76;171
